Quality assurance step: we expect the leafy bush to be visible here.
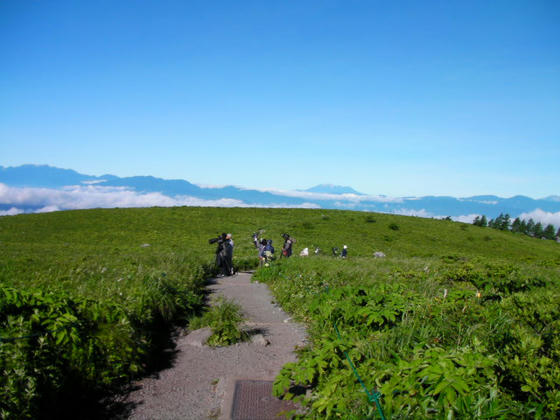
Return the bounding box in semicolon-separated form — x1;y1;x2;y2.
492;291;560;414
444;262;548;295
0;287;139;418
189;297;248;346
375;343;503;418
0;255;207;419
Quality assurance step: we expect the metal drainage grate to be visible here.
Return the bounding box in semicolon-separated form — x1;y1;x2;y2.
231;380;298;420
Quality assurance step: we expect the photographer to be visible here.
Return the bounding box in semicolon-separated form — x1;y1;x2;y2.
280;233;295;258
209;233;232;276
257;238;267;267
252;232;259;248
225;233;234;275
252;229;264;249
263;239;275;266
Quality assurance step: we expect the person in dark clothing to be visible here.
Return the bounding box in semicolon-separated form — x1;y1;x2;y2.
213;233;233;276
341;245;347;258
224;233;234;275
265;239;274;255
263;239;275;266
252;232;259;248
258;238;267;267
213;233;228;276
280;233;295;258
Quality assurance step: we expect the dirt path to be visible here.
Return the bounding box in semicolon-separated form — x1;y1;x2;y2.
125;272;307;420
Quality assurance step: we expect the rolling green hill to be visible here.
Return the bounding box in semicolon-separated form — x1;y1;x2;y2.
1;207;559;418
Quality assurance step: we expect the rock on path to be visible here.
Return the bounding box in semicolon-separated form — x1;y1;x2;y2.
125;272;307;420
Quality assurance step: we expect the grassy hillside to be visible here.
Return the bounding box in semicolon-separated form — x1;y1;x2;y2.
1;207;559;419
2;207;559;288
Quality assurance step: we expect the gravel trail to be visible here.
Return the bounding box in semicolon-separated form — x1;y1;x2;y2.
125;272;307;420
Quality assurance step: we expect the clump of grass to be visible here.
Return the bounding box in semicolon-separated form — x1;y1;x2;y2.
190;297;248;346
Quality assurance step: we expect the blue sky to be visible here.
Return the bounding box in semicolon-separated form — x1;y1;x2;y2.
1;0;559;198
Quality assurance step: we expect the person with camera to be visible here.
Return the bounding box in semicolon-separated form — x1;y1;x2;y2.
280;233;295;258
225;233;234;275
209;233;233;277
258;238;267;267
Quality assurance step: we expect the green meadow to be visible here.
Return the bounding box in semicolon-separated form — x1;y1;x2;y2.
1;207;559;419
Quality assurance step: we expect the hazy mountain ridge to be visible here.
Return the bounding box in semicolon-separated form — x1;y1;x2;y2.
302;184;365;195
1;165;559;224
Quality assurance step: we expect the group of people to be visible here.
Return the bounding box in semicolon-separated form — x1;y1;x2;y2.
252;232;295;266
301;245;347;258
256;238;275;266
213;231;350;275
331;245;348;258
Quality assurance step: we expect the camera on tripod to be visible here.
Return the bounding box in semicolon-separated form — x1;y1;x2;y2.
209;233;226;245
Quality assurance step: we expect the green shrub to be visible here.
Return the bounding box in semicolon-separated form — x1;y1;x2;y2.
375;344;503;418
0;287;139;418
189;297;248;346
0;254;207;418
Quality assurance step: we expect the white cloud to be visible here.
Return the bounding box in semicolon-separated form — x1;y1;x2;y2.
0;183;320;213
244;187;404;203
193;183;228;189
452;214;480;224
36;205;61;213
518;209;560;229
392;208;434;218
382;209;559;228
253;202;321;209
390;209;479;224
81;179;107;185
0;207;24;216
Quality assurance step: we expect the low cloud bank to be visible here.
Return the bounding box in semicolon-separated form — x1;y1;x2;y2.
393;208;434;218
250;187;404;204
0;183;319;215
0;207;24;216
452;214;479;224
1;183;557;227
518;209;560;229
448;210;560;228
392;209;479;223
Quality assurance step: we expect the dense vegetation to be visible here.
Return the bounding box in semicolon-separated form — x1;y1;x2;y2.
0;207;256;419
254;215;560;419
1;207;559;419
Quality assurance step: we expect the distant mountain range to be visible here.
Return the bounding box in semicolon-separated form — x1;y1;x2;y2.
1;165;559;226
301;184;365;195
